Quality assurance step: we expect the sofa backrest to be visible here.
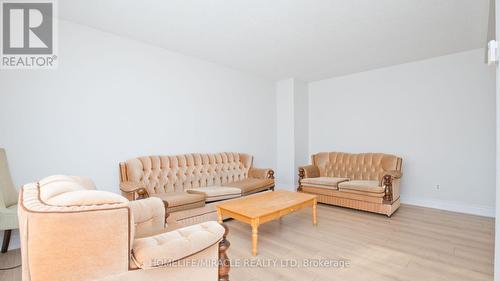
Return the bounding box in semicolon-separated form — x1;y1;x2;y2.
19;175;131;281
312;152;402;181
120;152;253;195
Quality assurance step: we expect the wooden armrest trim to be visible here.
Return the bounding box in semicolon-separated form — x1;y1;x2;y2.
120;182;150;200
298;165;319;191
383;175;394;203
298;167;305;192
382;171;402;204
267;169;275;179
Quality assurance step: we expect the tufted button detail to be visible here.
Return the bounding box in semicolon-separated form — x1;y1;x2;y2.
126;153;253;196
315;152;399;181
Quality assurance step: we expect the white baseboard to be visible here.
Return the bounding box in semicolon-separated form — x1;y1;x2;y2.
401;197;495;218
275;185;495;217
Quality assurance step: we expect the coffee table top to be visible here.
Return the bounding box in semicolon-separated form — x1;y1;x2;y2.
216;190;317;219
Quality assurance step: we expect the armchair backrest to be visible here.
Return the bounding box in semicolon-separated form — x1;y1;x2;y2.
0;148;18;208
19;175;132;281
120;152;253;195
312;152;402;181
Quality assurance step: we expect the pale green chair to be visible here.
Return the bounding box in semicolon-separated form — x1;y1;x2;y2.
0;148;18;253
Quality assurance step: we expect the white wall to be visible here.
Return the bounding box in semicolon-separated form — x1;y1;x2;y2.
494;0;499;279
309;49;496;216
496;46;500;278
276;79;295;188
275;78;309;190
0;20;276;193
293;79;309;184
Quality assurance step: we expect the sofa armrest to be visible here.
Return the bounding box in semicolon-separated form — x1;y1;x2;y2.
129;197;166;238
132;221;226;269
391;178;401;203
381;170;402;203
298;165;320;191
248;168;275;180
382;170;402;180
298;165;320;179
120;181;150;200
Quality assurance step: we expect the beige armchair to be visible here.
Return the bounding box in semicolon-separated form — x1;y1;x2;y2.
18;175;230;281
0;148;18;253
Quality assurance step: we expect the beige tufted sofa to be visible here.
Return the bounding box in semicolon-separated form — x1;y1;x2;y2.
120;152;275;226
298;152;402;216
18;175;231;281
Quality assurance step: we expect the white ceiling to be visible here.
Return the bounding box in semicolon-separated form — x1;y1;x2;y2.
59;0;490;81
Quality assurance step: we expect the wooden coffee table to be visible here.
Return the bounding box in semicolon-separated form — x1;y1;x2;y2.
216;190;317;256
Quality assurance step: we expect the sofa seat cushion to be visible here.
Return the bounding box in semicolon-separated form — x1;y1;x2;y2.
132;221;224;269
223;178;274;195
151;192;206;213
301;177;349;189
301;186;384;203
186;186;241;202
338;180;384;194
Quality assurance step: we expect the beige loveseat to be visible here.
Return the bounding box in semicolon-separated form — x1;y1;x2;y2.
120;152;275;226
18;175;230;281
298;152;402;216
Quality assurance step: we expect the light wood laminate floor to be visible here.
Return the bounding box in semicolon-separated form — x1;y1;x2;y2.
0;204;494;281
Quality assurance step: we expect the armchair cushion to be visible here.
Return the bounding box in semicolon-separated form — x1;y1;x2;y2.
39;175;97;202
45;190;128;206
97;243;219;281
132;221;224;269
338;180;384;193
187;186;241;202
129;197;166;238
152;192;206;213
38;175;128;206
223;178;274;195
300;177;349;189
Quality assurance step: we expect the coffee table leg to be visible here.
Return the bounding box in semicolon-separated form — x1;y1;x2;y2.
313;199;318;226
251;219;259;256
217;208;223;224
